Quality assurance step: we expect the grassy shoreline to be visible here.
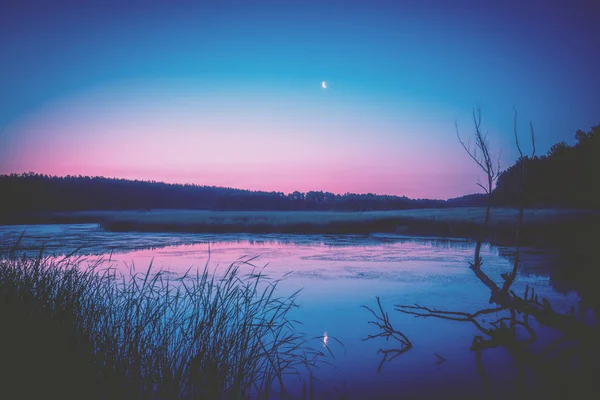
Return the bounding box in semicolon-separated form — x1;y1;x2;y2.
2;208;599;247
0;249;322;399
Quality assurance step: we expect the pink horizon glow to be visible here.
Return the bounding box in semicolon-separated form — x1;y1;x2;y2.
0;83;485;200
0;165;479;200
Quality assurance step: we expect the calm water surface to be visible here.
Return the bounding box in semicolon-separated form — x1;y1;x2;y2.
0;224;588;399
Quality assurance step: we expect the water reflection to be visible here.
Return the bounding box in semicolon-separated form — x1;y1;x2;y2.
0;223;595;398
363;240;599;399
0;224;475;258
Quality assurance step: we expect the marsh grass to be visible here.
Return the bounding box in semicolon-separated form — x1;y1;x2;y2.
3;208;598;247
0;240;329;399
94;208;600;247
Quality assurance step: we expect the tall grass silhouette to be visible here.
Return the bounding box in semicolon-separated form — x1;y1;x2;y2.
0;238;329;399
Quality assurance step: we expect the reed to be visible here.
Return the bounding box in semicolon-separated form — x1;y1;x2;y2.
0;240;324;399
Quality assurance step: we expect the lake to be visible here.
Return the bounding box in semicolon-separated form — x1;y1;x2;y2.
0;223;592;399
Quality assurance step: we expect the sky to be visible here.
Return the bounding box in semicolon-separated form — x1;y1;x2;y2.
1;0;599;199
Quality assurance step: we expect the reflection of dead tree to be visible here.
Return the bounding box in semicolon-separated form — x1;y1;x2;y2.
362;297;412;373
396;281;599;396
455;108;502;268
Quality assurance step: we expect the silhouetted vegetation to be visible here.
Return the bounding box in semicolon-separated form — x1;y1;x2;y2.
2;123;597;215
492;122;600;296
96;209;599;247
445;193;488;207
494;123;600;209
2;207;597;250
0;173;445;213
364;111;600;398
0;244;330;399
455;108;503;267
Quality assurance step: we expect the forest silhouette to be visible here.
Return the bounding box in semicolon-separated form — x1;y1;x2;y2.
495;123;600;208
1;123;598;213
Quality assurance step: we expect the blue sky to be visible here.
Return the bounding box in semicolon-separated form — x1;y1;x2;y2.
1;0;599;198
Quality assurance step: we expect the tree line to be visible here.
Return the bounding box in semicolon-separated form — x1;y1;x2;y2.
0;173;449;212
1;122;597;212
494;123;599;208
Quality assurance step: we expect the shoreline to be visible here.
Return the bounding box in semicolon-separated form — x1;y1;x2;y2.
1;208;598;248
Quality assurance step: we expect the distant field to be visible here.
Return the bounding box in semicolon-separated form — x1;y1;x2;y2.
2;208;598;247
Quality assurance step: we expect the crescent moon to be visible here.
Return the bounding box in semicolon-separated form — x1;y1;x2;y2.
321;81;327;89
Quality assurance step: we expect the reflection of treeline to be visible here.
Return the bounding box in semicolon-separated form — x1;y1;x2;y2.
494;123;600;208
0;173;450;212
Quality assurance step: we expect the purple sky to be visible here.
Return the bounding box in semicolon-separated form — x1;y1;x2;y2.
1;0;599;199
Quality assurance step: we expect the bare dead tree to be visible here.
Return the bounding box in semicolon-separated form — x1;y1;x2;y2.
501;109;537;294
455;108;502;269
363;110;599;392
445;111;595;335
390;112;599;386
